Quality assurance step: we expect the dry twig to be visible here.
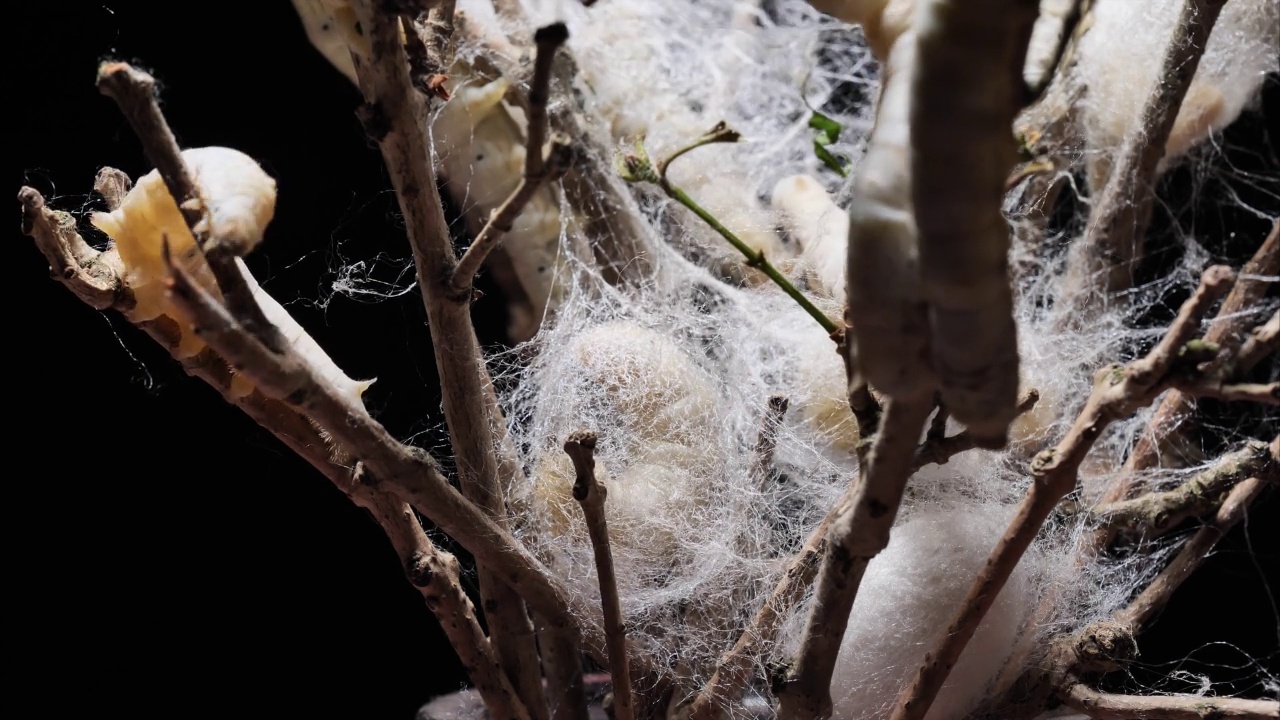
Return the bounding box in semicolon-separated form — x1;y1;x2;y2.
1060;680;1279;719
1090;440;1276;539
890;265;1236;720
19;184;535;720
778;396;935;720
1115;435;1279;631
450;23;572;296
752;395;790;487
1127;221;1279;471
1061;0;1227;318
95;61;282;350
349;4;572;716
564;431;634;720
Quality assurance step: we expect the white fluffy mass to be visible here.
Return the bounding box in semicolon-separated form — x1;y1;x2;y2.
435;0;1278;717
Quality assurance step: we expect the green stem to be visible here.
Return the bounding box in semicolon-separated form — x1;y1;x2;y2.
662;181;840;335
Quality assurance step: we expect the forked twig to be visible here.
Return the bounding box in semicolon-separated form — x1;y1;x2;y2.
449;23;572;295
1061;0;1228;317
890;265;1236;720
1089;440;1275;540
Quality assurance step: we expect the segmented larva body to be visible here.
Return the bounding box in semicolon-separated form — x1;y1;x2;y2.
809;0;916;61
91;146;372;405
91;147;276;355
911;0;1034;443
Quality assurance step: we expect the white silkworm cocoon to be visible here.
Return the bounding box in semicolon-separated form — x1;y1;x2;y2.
91;147;277;354
827;503;1035;720
531;322;720;558
771;174;849;299
1079;0;1279;186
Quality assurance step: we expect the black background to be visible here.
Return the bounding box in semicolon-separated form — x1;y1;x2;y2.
11;1;1279;717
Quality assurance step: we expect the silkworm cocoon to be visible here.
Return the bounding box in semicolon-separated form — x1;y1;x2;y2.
91;147;277;356
828;504;1034;720
530;322;720;556
1079;0;1279;188
771;174;849;299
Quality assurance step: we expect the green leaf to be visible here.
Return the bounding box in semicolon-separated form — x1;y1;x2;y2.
809;111;848;177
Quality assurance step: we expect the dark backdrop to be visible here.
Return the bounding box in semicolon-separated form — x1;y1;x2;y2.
10;1;1278;718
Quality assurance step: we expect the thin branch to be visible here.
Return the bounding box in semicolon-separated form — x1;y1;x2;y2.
158;236;578;630
1061;0;1227;317
1090;440;1275;540
20;185;534;720
362;479;532;720
618;128;842;337
778;395;935;720
1115;435;1279;631
451;10;654;286
564;431;633;720
688;509;830;720
912;390;1040;472
1172;379;1279;405
1060;680;1279;719
1127;221;1279;472
752;395;790;487
1234;310;1279;372
448;22;572;294
95;61;283;350
889;266;1236;720
18;187;129;312
350;4;570;713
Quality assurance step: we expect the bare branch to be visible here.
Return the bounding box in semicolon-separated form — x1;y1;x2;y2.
1090;440;1275;540
449;22;572;294
1060;680;1279;719
95;61;283;350
20;185;535;719
158;238;578;630
1116;436;1279;631
778;395;935;720
349;5;569;713
1061;0;1227;317
18;187;129;312
1171;379;1279;405
889;266;1235;720
564;431;633;720
1128;221;1279;471
362;481;532;720
1235;310;1279;372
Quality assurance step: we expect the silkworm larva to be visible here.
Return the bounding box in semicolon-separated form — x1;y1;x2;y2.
911;0;1036;443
